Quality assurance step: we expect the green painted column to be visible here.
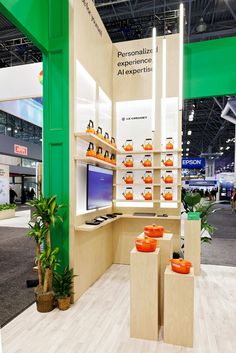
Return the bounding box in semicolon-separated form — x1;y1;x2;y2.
43;0;69;268
0;0;70;268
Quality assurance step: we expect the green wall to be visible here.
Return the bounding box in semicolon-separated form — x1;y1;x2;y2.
0;0;69;268
0;0;48;51
184;36;236;99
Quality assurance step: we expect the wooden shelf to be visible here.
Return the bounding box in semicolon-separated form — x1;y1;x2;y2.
116;166;181;171
114;199;180;203
118;149;182;154
75;132;117;154
75;213;181;231
75;156;116;170
123;214;180;220
113;183;182;187
114;199;160;203
75;215;122;232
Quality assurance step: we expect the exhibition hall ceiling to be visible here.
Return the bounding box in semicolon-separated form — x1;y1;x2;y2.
1;0;236;67
0;0;235;170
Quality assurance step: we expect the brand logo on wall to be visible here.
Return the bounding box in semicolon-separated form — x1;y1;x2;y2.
121;116;148;122
182;157;205;169
14;144;28;156
38;70;43;85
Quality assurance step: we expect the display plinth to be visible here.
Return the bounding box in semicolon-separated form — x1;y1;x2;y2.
138;232;173;325
130;247;159;341
157;234;173;325
184;219;201;276
164;265;194;347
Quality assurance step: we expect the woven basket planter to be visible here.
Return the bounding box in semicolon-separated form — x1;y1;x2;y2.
35;291;55;313
57;296;71;311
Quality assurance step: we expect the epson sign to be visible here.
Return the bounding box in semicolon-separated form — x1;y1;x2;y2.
182;158;205;169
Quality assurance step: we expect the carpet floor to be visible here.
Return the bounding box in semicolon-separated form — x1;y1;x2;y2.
0;226;36;328
201;204;236;266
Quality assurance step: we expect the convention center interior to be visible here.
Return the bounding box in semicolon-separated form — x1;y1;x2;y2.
0;1;236;353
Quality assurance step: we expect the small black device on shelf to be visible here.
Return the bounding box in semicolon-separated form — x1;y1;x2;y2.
106;214;117;218
85;220;102;225
95;217;105;222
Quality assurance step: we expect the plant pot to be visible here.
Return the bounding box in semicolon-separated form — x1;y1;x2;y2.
35;290;55;313
58;296;71;311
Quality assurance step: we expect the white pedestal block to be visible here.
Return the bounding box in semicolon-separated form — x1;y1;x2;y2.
164;265;194;347
130;247;160;341
184;220;201;276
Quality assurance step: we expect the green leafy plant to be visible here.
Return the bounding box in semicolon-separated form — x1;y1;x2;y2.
27;195;63;296
27;221;48;286
182;192;216;244
0;203;16;211
53;267;76;299
39;248;60;293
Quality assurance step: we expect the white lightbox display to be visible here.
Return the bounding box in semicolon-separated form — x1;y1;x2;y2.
116;99;153;150
0;164;9;204
161;97;179;150
98;88;112;136
76;60;96;132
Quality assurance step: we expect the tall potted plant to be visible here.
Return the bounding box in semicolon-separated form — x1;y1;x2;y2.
27;195;63;312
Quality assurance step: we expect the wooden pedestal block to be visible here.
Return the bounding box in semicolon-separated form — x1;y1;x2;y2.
130;247;160;341
164;265;194;347
158;234;173;325
137;233;173;326
184;220;201;276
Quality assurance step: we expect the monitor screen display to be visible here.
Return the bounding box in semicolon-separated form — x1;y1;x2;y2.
87;165;113;210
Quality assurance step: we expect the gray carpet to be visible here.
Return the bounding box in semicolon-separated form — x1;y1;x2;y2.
201;204;236;266
0;227;37;327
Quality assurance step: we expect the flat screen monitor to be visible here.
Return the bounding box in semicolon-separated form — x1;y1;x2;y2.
87;164;113;210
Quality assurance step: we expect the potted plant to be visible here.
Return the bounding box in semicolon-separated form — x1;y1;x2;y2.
182;192;216;244
27;195;63;312
53;267;76;310
0;203;16;220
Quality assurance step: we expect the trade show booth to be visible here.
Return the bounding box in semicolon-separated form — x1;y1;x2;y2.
69;0;182;301
1;0;236;350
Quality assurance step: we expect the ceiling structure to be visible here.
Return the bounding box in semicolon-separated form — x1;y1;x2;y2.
0;0;236;172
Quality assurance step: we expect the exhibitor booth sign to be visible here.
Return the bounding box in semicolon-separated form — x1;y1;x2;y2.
0;164;9;204
182;157;205;169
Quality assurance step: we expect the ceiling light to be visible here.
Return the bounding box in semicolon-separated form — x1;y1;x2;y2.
220;147;224;150
196;17;207;33
220;152;223;155
187;130;192;135
187;141;190;145
226;146;230;150
186;153;189;156
7;127;12;131
186;148;189;151
188;114;194;121
14;129;18;133
178;2;184;110
152;27;157;132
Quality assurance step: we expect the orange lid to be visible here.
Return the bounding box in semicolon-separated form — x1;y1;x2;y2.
144;224;164;231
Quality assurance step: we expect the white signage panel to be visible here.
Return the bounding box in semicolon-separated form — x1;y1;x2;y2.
0;164;9;204
116;99;152;150
0;62;42;101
